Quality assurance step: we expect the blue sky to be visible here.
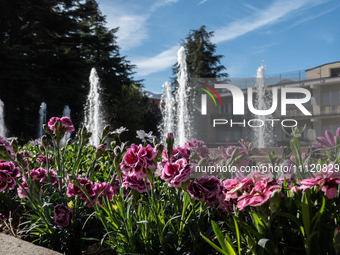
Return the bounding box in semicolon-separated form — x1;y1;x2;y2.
97;0;340;93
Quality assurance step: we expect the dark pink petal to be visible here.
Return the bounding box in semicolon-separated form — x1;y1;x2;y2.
325;131;335;147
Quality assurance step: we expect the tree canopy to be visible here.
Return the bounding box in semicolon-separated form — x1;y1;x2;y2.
0;0;160;143
172;25;228;85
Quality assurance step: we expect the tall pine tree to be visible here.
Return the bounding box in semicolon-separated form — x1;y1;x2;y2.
172;25;228;87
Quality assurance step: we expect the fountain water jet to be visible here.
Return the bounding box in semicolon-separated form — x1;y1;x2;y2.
175;46;191;146
84;68;103;146
0;100;6;138
253;64;274;148
159;81;175;143
38;102;47;138
61;105;71;144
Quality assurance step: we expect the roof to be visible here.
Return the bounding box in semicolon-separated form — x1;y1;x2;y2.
305;61;340;72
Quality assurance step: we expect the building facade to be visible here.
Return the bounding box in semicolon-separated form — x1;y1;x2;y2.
197;61;340;147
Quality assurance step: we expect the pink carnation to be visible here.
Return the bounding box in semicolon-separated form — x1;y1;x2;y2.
122;174;151;193
237;179;281;211
187;177;222;206
48;117;74;133
120;144;157;179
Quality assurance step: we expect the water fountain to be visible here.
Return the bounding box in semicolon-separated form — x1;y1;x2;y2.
253;64;274;148
159;81;175;143
38;102;47;138
175;46;191;146
61;105;71;144
84;68;103;146
0;100;6;138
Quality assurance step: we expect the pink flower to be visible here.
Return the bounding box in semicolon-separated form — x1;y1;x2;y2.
0;161;20;178
223;179;240;201
26;168;47;182
17;181;29;199
98;144;106;151
299;177;340;199
120;144;157;179
66;177;95;198
0;170;16;192
313;128;340;149
161;146;190;162
48;117;61;131
60;117;75;133
54;204;73;227
187;177;222;206
36;155;54;166
0;161;20;192
82;182;115;207
185;138;210;159
237;180;281;210
168;159;191;188
48;117;74;133
122;174;151;193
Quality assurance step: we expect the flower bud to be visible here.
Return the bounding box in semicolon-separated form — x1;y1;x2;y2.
111;141;116;149
43;124;53;136
189;152;199;160
113;146;121;156
39;145;45;153
154;144;164;156
85;132;92;140
95;146;105;159
270;189;281;213
153;137;157;146
290;186;302;207
11;139;18;153
16;152;26;168
81;126;88;137
102;124;111;138
66;138;72;146
41;135;48;148
0;145;12;161
94;163;101;172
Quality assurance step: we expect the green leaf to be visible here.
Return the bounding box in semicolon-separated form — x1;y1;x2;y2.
211;220;237;255
233;218;241;255
301;191;311;236
200;233;230;255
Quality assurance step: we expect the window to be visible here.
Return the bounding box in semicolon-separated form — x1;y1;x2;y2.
331;68;340;77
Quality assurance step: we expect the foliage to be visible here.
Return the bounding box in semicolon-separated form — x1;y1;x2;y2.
0;0;155;143
2;118;340;254
172;25;228;89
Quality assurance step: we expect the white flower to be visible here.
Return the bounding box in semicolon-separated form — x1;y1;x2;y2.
112;126;128;134
136;130;156;143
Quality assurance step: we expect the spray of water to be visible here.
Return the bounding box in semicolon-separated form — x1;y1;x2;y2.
160;81;175;143
84;68;103;146
175;46;191;146
38;102;47;138
61;105;71;144
253;64;274;148
0;100;6;138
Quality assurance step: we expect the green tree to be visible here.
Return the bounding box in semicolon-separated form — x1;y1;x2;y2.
172;25;228;86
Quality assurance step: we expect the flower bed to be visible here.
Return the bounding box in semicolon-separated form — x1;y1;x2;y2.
0;120;340;254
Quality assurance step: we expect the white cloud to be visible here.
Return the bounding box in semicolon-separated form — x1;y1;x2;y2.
151;0;180;11
212;0;323;44
98;3;149;51
198;0;209;5
284;6;339;30
134;45;180;76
